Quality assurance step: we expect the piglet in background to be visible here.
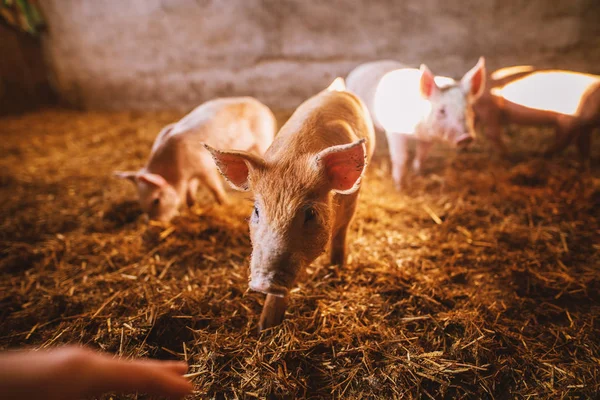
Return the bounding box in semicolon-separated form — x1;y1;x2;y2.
473;66;600;164
115;97;276;222
346;58;485;190
204;78;375;331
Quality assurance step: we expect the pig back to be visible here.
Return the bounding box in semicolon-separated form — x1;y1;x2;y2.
172;97;271;150
147;97;271;182
346;60;406;131
265;89;375;164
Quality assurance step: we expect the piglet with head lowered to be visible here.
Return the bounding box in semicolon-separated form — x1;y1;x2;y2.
115;97;276;222
204;79;375;331
346;58;485;190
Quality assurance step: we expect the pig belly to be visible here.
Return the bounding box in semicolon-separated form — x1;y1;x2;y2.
498;96;563;127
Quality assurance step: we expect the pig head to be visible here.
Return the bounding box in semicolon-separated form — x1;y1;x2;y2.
203;138;367;296
415;57;486;146
113;170;181;222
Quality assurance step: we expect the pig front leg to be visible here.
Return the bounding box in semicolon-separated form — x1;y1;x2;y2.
412;140;433;174
386;132;410;191
330;194;358;267
258;294;288;332
330;225;349;267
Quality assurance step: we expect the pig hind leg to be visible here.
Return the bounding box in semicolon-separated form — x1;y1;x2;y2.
186;179;199;207
576;126;593;168
201;167;229;205
545;126;577;157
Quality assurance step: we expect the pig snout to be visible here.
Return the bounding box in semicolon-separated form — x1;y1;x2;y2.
249;251;299;297
150;209;179;222
249;278;290;297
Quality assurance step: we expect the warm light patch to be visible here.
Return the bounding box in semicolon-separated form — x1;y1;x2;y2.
374;68;454;133
490;65;535;81
492;71;599;116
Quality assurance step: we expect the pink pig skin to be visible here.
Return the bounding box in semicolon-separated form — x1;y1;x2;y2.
115;97;276;222
346;59;485;190
203;80;375;331
473;67;600;163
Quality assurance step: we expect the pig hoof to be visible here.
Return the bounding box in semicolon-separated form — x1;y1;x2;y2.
330;260;346;269
330;253;346;267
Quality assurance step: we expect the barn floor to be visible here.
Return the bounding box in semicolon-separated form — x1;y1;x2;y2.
0;108;599;399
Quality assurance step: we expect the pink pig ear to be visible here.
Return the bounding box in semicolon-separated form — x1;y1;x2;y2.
460;56;486;99
203;143;265;191
419;64;441;99
113;171;138;184
315;139;367;194
137;172;168;188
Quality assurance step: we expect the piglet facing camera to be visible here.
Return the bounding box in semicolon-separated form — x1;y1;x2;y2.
114;97;276;222
205;80;375;331
347;58;486;190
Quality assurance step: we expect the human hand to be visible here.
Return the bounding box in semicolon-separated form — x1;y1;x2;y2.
0;346;193;400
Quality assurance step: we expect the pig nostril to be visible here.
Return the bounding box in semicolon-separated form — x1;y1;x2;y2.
249;276;290;297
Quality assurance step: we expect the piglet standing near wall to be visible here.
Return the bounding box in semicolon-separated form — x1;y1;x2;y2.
346;58;485;190
473;67;600;163
114;97;276;222
204;79;375;331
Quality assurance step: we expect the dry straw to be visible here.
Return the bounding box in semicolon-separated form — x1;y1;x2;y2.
0;110;598;398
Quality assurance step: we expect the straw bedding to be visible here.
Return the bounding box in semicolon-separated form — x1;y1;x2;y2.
0;109;599;399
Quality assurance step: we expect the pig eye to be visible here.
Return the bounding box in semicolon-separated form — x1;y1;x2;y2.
152;198;160;207
304;207;316;224
438;107;446;118
253;205;259;220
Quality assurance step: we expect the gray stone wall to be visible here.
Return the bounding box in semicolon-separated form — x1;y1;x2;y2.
39;0;600;111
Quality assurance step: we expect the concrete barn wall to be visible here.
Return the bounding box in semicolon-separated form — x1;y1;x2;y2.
39;0;600;111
